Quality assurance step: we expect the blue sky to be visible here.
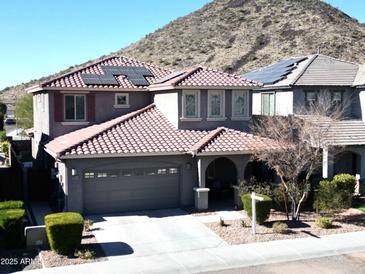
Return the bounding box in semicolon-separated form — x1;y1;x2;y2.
0;0;363;90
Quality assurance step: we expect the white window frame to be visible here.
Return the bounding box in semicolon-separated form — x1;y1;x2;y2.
181;90;201;121
261;92;276;116
114;93;130;108
207;90;226;121
64;94;86;121
231;90;250;120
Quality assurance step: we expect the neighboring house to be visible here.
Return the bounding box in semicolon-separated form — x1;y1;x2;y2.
26;55;279;214
243;54;365;183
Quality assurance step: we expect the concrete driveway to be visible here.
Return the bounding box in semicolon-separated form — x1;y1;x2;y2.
88;208;227;260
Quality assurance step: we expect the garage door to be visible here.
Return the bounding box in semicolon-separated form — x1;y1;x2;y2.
83;167;179;214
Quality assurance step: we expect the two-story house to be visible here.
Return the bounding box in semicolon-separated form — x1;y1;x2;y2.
27;55;279;214
243;54;365;185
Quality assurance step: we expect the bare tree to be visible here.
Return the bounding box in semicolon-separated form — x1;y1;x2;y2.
251;92;348;221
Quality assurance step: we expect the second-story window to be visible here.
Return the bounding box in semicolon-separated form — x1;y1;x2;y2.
182;90;200;118
208;90;225;118
331;90;343;108
305;90;318;108
114;93;130;108
232;90;249;118
64;94;85;120
261;92;275;116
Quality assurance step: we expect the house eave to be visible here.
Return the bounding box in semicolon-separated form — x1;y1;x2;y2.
32;86;148;93
149;85;260;91
58;151;185;160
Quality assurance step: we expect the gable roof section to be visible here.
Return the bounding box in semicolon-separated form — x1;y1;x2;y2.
148;66;260;90
28;55;172;92
45;105;279;159
295;55;359;86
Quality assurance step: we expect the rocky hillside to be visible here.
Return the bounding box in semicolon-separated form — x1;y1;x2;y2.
1;0;365;104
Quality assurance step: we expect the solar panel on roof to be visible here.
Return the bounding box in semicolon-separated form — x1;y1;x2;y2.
242;57;307;84
80;66;154;86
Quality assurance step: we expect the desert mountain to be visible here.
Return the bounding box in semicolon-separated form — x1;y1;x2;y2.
1;0;365;104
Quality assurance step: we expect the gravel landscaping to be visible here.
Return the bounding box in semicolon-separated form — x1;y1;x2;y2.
205;208;365;245
39;229;106;268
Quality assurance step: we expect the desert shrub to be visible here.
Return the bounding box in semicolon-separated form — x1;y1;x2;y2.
272;221;289;234
239;177;274;197
83;219;93;232
1;141;9;158
314;174;356;213
74;249;96;260
240;219;246;227
219;217;226;227
0;208;25;248
45;212;84;255
0;200;24;210
241;193;272;224
332;174;356;207
315;217;333;229
0;131;6;142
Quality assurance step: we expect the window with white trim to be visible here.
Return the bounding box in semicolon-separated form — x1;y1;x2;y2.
261;93;275;116
208;90;225;118
64;94;86;120
232;90;249;118
182;90;200;118
114;93;129;108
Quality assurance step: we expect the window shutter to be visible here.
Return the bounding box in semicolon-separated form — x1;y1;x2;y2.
54;92;63;122
87;93;95;122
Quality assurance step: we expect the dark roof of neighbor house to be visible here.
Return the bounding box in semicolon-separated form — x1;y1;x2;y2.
45;104;279;158
243;54;363;87
318;120;365;146
26;56;260;93
149;66;260;90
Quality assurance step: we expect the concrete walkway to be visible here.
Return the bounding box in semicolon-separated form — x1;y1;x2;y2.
30;202;53;225
195;210;246;224
20;231;365;274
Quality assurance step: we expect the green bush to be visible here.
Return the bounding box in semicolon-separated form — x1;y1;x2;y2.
315;216;333;229
0;200;24;210
333;174;356;207
272;221;289;234
0;131;6;142
314;174;356;213
241;193;272;224
45;212;84;255
0;209;25;248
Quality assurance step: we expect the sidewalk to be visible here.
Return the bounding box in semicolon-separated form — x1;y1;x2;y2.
20;231;365;274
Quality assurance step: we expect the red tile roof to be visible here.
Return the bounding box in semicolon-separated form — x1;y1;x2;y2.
39;55;172;90
149;66;260;90
45;105;279;158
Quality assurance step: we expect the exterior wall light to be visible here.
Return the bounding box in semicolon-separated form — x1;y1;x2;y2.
71;169;78;176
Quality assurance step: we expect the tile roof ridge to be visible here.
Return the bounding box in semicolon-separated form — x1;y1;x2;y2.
39;54;119;88
170;66;203;85
51;103;156;156
292;54;318;86
188;127;226;156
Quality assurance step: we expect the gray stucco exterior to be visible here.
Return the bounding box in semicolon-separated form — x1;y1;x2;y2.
56;154;250;214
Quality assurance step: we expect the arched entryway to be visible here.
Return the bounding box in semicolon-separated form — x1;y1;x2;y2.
205;157;237;201
334;151;361;176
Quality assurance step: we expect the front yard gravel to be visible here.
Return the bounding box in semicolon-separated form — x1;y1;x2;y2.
205;208;365;245
39;229;106;268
